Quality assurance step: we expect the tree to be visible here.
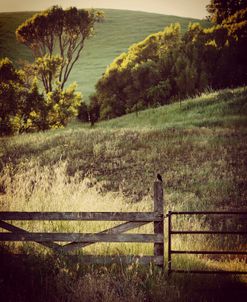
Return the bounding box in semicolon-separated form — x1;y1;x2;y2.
88;94;100;126
32;55;63;94
0;58;49;135
0;58;25;135
92;23;181;121
147;79;172;106
90;6;247;122
78;102;89;122
16;6;103;91
207;0;247;24
9;6;103;133
0;57;82;135
0;57;20;83
45;83;82;127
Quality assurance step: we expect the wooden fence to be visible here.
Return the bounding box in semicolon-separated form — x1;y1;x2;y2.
168;211;247;275
0;180;164;267
1;180;247;274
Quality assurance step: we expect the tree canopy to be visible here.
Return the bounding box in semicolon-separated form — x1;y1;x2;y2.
89;5;247;121
16;6;103;91
206;0;247;24
1;6;104;135
0;57;82;135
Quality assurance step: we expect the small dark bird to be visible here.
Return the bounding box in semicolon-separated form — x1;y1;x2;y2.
157;173;163;182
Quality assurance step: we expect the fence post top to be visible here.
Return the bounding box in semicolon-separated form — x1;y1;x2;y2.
156;173;163;183
154;180;162;184
154;179;164;191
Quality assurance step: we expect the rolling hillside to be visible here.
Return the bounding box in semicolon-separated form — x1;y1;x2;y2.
1;86;247;301
1;86;246;205
96;87;247;129
0;9;209;100
1;7;247;302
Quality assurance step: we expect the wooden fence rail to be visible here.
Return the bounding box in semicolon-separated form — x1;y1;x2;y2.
168;211;247;275
1;180;246;275
0;212;161;221
0;233;163;243
0;180;165;268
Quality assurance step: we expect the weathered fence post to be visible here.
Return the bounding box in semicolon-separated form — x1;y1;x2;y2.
153;178;164;269
167;211;172;275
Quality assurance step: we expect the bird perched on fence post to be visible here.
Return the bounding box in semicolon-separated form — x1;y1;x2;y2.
157;173;163;182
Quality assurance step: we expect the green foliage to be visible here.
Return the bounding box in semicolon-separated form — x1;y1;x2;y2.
0;57;82;136
0;58;25;135
32;55;63;94
0;63;48;135
206;0;247;24
94;24;182;119
146;79;172;106
19;79;47;132
92;7;247;122
45;83;82;128
88;94;100;125
0;10;209;99
2;6;101;135
16;6;103;91
0;6;99;136
78;102;89;122
0;57;20;82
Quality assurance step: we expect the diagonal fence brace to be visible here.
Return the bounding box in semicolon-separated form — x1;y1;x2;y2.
61;221;149;253
0;220;61;252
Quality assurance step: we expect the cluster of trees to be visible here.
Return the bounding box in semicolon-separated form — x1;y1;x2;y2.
85;0;247;121
0;57;82;134
1;2;246;132
0;6;103;135
206;0;247;23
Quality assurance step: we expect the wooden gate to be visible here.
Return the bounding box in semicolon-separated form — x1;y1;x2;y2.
1;181;247;274
0;181;164;267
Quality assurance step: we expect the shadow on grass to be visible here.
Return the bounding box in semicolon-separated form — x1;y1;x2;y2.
0;246;246;302
0;249;62;302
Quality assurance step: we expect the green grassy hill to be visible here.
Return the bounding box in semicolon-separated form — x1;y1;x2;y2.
96;87;247;129
1;86;246;205
0;87;247;301
0;9;209;100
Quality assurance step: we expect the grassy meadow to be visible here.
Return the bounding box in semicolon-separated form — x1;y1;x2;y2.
0;87;247;301
0;9;209;100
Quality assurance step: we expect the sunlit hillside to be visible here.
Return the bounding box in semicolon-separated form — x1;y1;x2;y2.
0;86;247;301
1;86;246;206
0;9;209;99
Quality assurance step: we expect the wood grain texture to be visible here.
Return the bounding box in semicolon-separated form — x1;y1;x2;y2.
0;220;61;251
0;212;160;221
0;232;163;243
62;221;148;252
153;180;164;268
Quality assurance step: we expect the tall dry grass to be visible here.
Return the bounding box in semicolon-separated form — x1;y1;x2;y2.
0;87;247;301
0;160;246;273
